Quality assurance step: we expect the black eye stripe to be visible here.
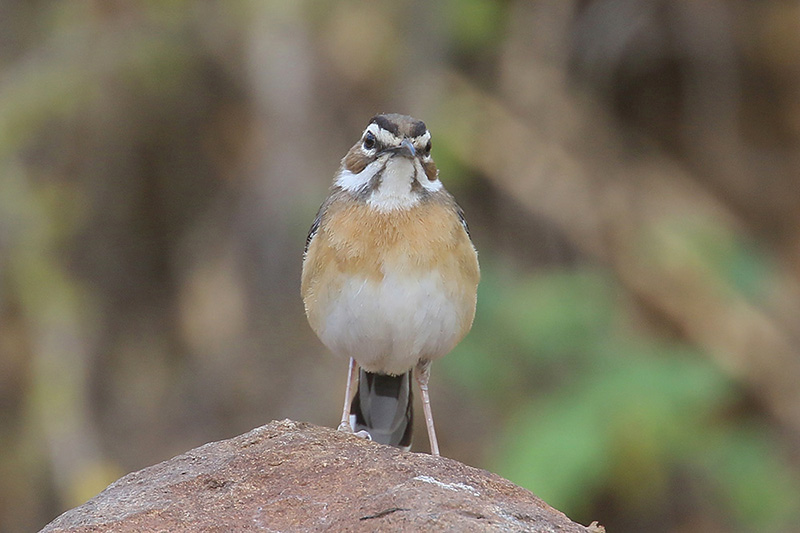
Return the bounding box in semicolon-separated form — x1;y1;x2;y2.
361;128;432;156
363;132;377;150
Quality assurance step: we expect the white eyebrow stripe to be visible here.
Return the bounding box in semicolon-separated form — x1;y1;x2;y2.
363;124;431;151
365;123;402;147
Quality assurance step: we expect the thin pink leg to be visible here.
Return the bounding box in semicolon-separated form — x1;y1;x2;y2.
415;360;440;456
338;357;359;432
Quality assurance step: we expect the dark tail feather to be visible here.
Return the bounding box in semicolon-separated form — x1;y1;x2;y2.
351;370;413;449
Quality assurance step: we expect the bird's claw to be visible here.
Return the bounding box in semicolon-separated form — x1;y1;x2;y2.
337;422;372;441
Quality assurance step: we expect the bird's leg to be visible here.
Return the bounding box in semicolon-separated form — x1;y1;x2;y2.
415;360;440;456
338;357;358;432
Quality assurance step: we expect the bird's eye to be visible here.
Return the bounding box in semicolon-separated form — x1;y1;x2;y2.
363;132;376;150
424;140;432;155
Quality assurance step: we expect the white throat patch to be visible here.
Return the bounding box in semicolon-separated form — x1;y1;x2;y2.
368;156;417;211
335;154;443;212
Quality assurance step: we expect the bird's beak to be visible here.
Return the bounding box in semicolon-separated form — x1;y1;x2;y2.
398;139;416;158
384;139;416;159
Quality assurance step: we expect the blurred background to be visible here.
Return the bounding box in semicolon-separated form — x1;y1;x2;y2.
2;1;799;531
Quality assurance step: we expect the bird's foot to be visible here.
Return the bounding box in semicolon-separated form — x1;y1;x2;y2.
337;421;372;440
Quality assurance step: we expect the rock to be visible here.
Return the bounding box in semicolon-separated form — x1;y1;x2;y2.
41;420;597;532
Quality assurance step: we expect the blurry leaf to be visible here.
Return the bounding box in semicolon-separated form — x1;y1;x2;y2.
497;270;616;363
445;0;505;51
493;346;733;515
443;265;618;401
452;259;800;530
430;98;483;188
495;384;611;514
656;219;774;301
443;335;504;394
440;267;520;394
0;58;91;156
722;241;774;301
699;427;800;532
121;34;196;97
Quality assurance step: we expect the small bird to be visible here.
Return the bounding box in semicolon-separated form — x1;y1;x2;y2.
301;113;479;456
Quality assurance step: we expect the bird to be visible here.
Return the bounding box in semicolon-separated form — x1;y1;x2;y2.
301;113;479;456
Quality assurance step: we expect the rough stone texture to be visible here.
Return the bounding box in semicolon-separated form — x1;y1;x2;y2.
41;420;598;532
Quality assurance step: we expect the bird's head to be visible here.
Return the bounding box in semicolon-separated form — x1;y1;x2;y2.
336;114;441;211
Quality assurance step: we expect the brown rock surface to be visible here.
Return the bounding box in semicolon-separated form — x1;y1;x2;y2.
41;419;596;532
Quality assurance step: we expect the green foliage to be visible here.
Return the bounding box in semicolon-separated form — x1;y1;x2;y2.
445;262;800;530
700;426;800;531
649;218;776;302
445;0;506;51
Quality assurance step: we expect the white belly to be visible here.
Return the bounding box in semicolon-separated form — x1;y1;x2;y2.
316;270;464;375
